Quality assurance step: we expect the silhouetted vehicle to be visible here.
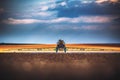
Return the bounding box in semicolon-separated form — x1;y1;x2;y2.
56;39;66;53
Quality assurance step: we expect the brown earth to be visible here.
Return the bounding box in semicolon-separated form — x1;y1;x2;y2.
0;53;120;80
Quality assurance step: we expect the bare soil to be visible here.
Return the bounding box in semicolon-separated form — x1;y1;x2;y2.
0;53;120;80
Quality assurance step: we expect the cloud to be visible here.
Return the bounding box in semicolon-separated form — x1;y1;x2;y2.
40;6;49;11
68;16;113;23
95;0;118;3
67;0;119;4
96;0;108;3
14;10;57;19
35;12;56;17
110;0;119;3
37;0;56;10
113;17;120;23
28;11;57;19
2;16;114;24
81;1;94;4
49;25;103;31
3;18;40;24
0;8;4;14
60;2;67;6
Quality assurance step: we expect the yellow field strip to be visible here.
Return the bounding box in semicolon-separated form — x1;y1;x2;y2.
0;44;120;53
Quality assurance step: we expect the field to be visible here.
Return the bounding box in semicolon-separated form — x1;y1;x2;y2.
0;44;120;53
0;44;120;80
0;53;120;80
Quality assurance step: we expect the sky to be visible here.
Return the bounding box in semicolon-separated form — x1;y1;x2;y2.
0;0;120;44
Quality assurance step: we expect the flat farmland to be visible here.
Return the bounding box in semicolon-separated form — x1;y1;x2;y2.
0;44;120;53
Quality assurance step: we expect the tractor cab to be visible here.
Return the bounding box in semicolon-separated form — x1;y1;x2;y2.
56;39;66;53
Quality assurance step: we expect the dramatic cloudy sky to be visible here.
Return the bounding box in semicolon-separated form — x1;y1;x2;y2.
0;0;120;43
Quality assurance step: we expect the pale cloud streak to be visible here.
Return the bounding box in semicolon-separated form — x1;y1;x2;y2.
37;0;56;10
69;0;119;4
3;16;114;24
3;18;40;24
40;6;49;11
49;25;103;31
96;0;118;3
34;11;57;17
